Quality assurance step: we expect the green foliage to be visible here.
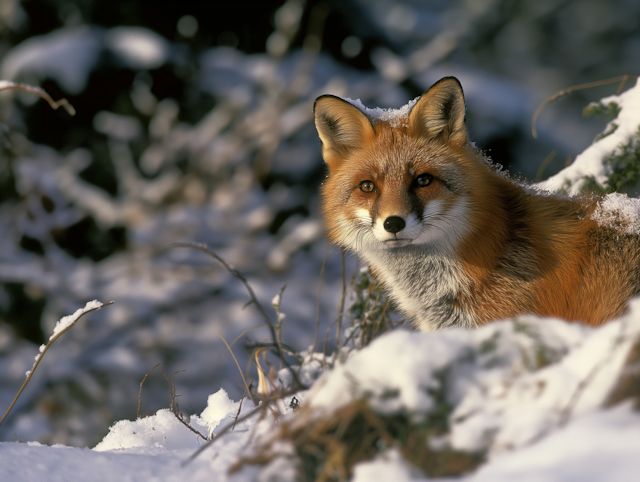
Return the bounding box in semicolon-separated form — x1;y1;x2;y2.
582;101;621;143
344;268;401;349
594;122;619;142
583;101;621;119
581;126;640;194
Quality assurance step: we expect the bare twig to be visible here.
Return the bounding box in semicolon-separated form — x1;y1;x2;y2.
175;411;208;441
161;366;207;440
0;301;113;428
273;284;287;370
0;80;76;116
534;150;557;183
531;75;638;139
224;324;267;355
313;244;331;355
331;249;348;365
137;363;160;419
171;242;303;388
232;380;253;431
171;243;277;349
161;366;186;413
182;387;300;466
218;332;255;405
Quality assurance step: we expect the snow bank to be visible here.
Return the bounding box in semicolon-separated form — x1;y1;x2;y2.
303;307;638;458
4;304;640;481
540;77;640;194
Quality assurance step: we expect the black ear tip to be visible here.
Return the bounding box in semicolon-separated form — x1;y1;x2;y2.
313;94;346;113
433;76;464;94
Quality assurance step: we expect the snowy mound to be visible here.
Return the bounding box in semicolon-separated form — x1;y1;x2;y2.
540;77;640;194
4;306;640;481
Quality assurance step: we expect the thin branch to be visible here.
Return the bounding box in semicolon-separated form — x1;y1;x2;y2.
273;284;287;371
223;324;267;356
0;301;113;428
137;363;160;419
534;150;557;183
174;410;208;441
171;242;303;388
160;366;207;440
0;80;76;116
218;332;255;405
171;243;277;348
232;381;253;431
331;249;348;365
531;75;638;139
182;387;300;466
313;244;331;355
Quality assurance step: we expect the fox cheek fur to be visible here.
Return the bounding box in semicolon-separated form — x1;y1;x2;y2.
314;76;640;331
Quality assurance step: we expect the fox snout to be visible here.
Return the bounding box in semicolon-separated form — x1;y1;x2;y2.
383;216;406;234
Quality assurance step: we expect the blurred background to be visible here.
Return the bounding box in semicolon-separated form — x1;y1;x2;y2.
0;0;638;446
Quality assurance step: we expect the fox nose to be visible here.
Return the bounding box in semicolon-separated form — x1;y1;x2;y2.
383;216;406;234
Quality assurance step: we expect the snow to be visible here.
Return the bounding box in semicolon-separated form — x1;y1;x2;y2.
0;26;101;94
3;302;640;481
0;25;170;96
192;389;240;438
105;27;170;70
351;448;426;482
464;406;640;482
540;77;640;194
2;5;640;480
24;300;107;378
591;192;640;234
50;300;105;339
344;96;419;127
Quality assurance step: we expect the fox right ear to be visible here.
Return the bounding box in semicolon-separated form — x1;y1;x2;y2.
313;95;375;169
409;77;468;145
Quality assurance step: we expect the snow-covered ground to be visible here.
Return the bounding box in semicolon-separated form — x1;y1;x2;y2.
3;304;640;481
3;1;637;448
2;1;640;479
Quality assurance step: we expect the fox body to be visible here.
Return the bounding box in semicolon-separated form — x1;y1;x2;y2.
314;77;640;331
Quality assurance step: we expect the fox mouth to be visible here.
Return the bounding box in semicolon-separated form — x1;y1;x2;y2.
383;238;413;248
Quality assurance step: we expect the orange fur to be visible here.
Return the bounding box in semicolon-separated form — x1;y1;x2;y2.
314;77;640;331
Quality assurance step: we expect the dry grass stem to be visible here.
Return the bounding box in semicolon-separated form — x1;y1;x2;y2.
233;400;484;481
183;388;301;467
232;381;254;431
0;80;76;115
0;300;113;428
172;242;303;388
313;244;332;355
219;332;255;405
137;362;160;419
161;366;207;441
531;75;638;139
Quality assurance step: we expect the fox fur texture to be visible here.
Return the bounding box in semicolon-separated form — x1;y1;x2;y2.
314;77;640;331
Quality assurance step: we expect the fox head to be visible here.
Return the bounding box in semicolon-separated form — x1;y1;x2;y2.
314;77;496;258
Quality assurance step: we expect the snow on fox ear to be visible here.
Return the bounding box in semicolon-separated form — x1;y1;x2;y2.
314;95;375;169
409;77;468;145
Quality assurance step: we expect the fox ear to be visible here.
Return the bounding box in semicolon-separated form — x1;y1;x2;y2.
314;95;375;169
409;77;468;145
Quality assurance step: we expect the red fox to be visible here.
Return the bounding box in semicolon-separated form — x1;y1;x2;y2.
314;77;640;331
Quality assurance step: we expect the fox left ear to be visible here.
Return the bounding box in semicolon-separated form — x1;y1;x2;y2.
313;95;375;170
409;77;468;145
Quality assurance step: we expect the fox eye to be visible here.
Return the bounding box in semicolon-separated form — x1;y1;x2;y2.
359;180;376;193
415;173;433;188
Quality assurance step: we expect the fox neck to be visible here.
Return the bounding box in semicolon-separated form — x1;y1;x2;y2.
361;243;476;331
